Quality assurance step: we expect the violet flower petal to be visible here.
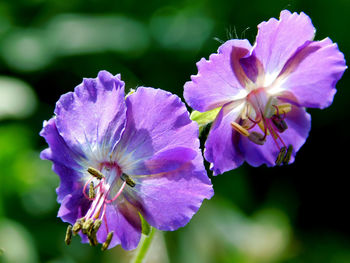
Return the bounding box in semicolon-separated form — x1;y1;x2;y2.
55;70;127;159
95;201;142;250
124;153;213;231
115;87;200;176
57;189;90;224
253;10;315;81
184;40;252;112
204;101;246;175
41;71;213;250
40;118;82;169
40;118;84;202
274;38;347;109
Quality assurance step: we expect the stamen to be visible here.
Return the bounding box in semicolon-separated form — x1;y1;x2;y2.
89;181;95;199
82;218;94;235
248;131;265;145
88;234;98;247
257;120;270;136
87;167;105;180
275;146;287;165
93;219;102;233
72;218;85;235
82;177;94;200
231;122;250;137
283;145;293;164
248;115;262;125
78;165;127;250
271;115;288;133
121;174;136;187
65;225;73;245
274;103;292;115
101;231;114;251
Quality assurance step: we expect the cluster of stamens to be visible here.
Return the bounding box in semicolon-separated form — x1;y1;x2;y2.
65;166;135;251
231;95;294;165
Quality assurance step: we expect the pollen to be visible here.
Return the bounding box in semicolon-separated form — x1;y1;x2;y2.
275;145;293;165
89;181;95;199
121;173;136;187
82;218;94;235
72;218;84;235
87;167;104;180
275;146;287;165
65;225;73;245
101;231;114;251
283;145;293;164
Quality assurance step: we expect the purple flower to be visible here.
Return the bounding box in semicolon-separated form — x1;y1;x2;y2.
40;71;213;250
184;10;347;175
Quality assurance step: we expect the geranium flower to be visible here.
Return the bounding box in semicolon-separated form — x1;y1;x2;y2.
184;10;346;175
40;71;213;250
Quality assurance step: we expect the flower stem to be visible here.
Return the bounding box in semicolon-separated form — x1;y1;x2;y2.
131;227;156;263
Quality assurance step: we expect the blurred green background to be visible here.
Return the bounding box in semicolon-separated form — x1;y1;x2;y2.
0;0;349;262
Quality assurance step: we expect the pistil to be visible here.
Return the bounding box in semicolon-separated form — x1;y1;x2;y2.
241;88;294;165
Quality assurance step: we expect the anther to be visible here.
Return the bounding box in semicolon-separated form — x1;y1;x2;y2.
72;218;85;235
248;131;266;145
231;122;250;137
87;167;104;180
283;145;293;165
87;219;102;246
89;181;95;199
88;235;98;246
271;115;288;133
275;146;287;166
92;219;102;233
65;225;73;245
121;173;136;187
101;231;114;251
274;103;292;115
82;218;94;235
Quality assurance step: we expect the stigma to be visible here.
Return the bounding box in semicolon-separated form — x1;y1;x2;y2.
64;165;136;250
231;88;293;165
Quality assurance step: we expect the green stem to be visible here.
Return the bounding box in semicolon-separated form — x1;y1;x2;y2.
131;227;156;263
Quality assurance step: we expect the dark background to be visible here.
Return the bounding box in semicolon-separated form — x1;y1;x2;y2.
0;0;349;262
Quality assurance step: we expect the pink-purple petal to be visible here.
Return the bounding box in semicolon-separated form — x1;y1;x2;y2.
253;10;315;78
57;189;90;224
184;40;252;112
204;101;246;175
275;38;347;109
116;87;200;176
54;70;127;158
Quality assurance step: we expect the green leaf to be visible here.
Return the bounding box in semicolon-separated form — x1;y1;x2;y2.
140;214;151;236
190;107;221;134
